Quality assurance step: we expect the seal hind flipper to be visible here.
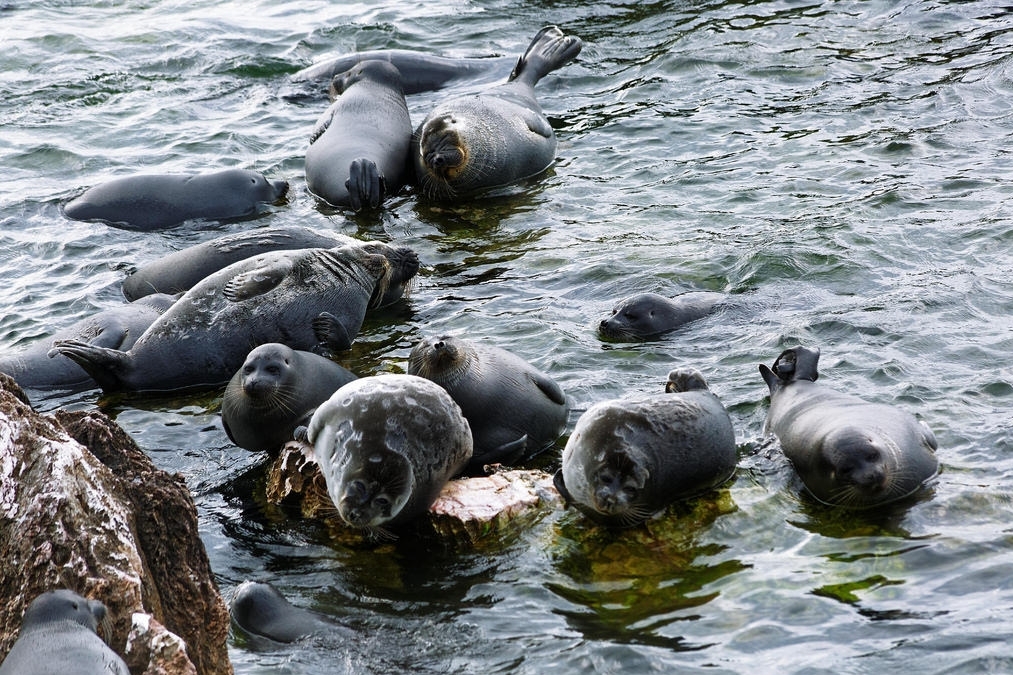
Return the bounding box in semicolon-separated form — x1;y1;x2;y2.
50;339;133;391
312;312;353;352
507;26;583;88
665;368;709;393
759;363;780;393
345;158;386;210
772;346;820;382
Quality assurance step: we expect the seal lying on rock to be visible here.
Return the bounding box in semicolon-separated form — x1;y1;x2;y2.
0;589;128;675
555;368;737;527
64;169;288;231
407;334;568;474
222;343;357;454
759;345;939;508
412;25;582;200
306;374;473;535
597;291;724;341
52;243;418;393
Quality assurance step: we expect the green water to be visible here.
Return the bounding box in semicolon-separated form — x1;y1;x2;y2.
4;0;1013;672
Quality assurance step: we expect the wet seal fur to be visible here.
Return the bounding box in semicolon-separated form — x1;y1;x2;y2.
759;345;939;508
222;343;358;454
52;243;418;393
408;334;568;474
412;26;582;200
0;589;128;675
230;581;350;645
64;169;288;231
598;291;724;341
306;374;473;535
305;60;412;210
554;368;737;527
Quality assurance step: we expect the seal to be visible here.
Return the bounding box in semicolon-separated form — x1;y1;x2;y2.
221;343;357;454
122;226;352;301
51;242;419;393
230;581;350;644
306;374;473;534
759;345;939;508
407;334;568;474
305;60;412;209
0;589;128;675
64;168;289;231
0;293;176;392
554;368;737;527
597;291;724;341
412;26;582;200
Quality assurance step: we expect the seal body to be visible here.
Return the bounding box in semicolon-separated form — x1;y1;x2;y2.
0;293;175;392
222;343;357;453
52;243;418;393
305;60;412;209
407;334;568;474
759;345;939;508
598;291;724;341
554;368;737;527
306;374;473;532
230;581;348;644
412;26;582;200
122;226;352;301
64;169;288;230
0;589;128;675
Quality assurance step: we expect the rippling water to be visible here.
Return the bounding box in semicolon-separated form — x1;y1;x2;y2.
4;1;1013;672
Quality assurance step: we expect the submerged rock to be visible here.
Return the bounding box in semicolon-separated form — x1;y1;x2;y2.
0;373;232;674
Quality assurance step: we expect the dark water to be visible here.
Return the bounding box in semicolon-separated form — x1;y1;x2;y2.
4;1;1013;672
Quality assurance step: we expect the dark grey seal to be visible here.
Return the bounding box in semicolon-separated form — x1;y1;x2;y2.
407;334;568;474
554;368;738;527
760;345;939;508
0;293;175;392
122;226;351;301
305;60;412;209
230;581;349;645
222;343;357;454
51;243;418;393
597;291;724;341
306;374;473;534
64;169;288;231
0;589;128;675
412;26;582;200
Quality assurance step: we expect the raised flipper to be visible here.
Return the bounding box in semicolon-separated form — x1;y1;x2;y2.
49;339;134;391
507;26;583;88
345;158;386;210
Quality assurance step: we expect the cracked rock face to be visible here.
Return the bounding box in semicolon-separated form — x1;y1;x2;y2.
0;374;232;675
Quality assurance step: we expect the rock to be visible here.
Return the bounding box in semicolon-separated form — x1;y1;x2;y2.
126;613;198;675
265;441;562;544
0;373;232;675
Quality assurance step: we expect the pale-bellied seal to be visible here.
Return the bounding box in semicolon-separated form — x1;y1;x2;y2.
407;334;568;474
290;49;512;94
222;343;357;454
305;60;412;210
759;345;939;508
122;226;351;301
554;368;738;527
64;168;288;231
0;293;175;392
51;243;419;393
306;374;472;534
230;581;349;644
0;589;128;675
597;291;724;341
412;26;582;200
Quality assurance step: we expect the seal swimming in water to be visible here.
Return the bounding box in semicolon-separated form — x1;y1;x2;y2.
305;60;413;209
306;374;473;534
51;243;418;393
0;293;176;392
407;334;568;474
64;168;288;231
412;26;582;200
222;343;357;454
759;345;939;508
597;291;724;341
554;368;738;527
230;581;350;644
0;589;128;675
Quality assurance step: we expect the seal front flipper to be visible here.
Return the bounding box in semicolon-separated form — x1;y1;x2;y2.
522;108;554;139
222;259;294;302
312;311;353;353
531;371;567;406
49;339;134;391
345;158;386;210
553;468;574;507
507;25;583;87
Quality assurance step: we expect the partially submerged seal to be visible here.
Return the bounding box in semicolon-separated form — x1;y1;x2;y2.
597;291;724;341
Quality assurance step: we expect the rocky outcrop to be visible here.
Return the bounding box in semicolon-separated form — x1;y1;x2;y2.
0;374;231;675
